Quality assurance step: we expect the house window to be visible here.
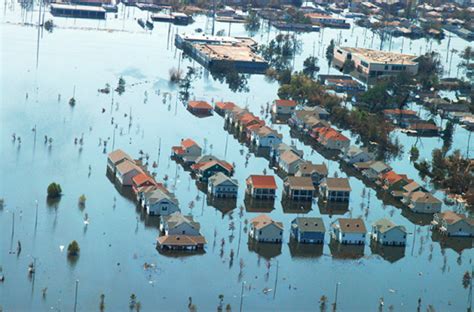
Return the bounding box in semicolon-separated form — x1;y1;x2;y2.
259;230;262;235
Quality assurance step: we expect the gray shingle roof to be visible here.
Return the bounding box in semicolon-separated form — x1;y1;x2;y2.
293;217;325;233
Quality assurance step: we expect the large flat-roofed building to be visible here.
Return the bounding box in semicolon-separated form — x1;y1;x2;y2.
50;3;106;19
175;33;268;73
333;47;419;79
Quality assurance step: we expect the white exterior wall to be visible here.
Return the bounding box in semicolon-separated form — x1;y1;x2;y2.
166;222;200;236
336;231;365;244
147;199;180;216
411;201;442;213
256;134;282;148
272;104;295;115
251;224;283;243
116;169;141;186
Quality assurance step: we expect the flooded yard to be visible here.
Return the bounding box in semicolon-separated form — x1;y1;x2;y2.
1;3;472;311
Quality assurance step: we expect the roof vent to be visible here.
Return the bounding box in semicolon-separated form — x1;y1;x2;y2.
305;223;308;226
356;224;359;227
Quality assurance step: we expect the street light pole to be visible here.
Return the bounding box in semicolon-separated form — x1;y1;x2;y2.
333;282;340;312
35;200;39;230
239;281;245;312
74;280;79;312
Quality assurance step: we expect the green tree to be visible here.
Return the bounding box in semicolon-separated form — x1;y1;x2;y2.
47;182;62;198
115;77;126;95
244;11;260;34
302;56;320;79
78;194;86;208
326;40;335;65
410;146;420;162
67;240;80;257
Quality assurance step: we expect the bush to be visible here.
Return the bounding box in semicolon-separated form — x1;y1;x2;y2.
47;183;62;198
78;194;86;207
67;240;80;257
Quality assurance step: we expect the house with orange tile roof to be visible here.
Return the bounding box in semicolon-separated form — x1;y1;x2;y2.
171;138;202;164
237;113;264;133
246;175;277;200
214;101;236;116
249;214;283;243
379;171;412;192
132;173;157;195
157;234;206;251
187;100;213;116
311;127;350;151
271;99;297;115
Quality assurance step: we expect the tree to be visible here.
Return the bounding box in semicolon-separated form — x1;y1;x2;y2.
67;240;80;257
210;63;249;93
47;182;62;198
115;77;126;95
441;121;454;153
129;294;137;310
342;59;355;74
302;56;320;79
459;46;473;76
410;146;420;162
416;52;443;89
225;304;232;312
78;194;86;208
179;67;196;102
244;11;260;35
99;294;105;312
326;40;335;65
462;271;471;289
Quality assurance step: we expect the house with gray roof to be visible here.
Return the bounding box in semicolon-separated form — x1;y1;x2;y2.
291;217;325;244
283;176;315;201
143;188;180;216
432;211;474;237
331;218;367;245
278;150;304;175
207;172;238;198
361;161;392;180
371;218;407;246
343;145;374;164
403;191;442;214
160;212;201;236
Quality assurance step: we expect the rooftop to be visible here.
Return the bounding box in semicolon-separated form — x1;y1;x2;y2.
50;3;106;12
247;175;277;189
274;99;297;107
338;47;418;65
322;178;351;191
373;218;406;234
116;159;142;175
251;214;283;230
437;211;474;226
293;217;325;233
195;44;266;63
285;176;315;191
108;149;132;164
333;218;367;233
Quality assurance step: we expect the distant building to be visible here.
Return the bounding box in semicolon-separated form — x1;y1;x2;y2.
291;217;325;244
187;101;213;115
361;161;392;180
283;176;315;201
343;146;374;164
214;101;236;116
50;3;106;19
403;191;442;214
305;13;350;28
371;218;407;246
271;99;297;115
250;126;283;148
319;178;351;202
333;47;419;79
249;214;283;243
132;173;157;197
156;235;206;251
311;127;350;151
246;175;277;200
432;211;474;237
207;172;238;198
192;160;233;183
331;218;367;245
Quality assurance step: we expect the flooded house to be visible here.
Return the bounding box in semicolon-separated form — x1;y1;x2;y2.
142;188;180;216
291;217;325;244
50;3;106;19
278;150;304;175
115;160;144;187
342;145;374;164
187;101;213;116
319;178;351;202
250;125;282;148
246;175;277;200
360;161;392;180
383;109;418;126
271;99;297;115
207;172;238;198
272;143;304;163
214;101;236;116
432;211;474;237
191;160;234;183
249;214;284;243
331;218;367;245
407;121;440;136
403;191;442;214
378;171;413;192
295;161;328;186
107;149;132;174
311;127;350;151
171;138;203;164
132;173;157;199
156;235;206;251
371;218;407;246
283;176;315;201
159;212;201;236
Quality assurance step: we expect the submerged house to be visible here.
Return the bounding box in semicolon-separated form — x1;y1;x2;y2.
107;149;132;174
115;159;143;187
331;218;367;245
295;161;328;186
246;175;277;200
371;218;407;246
271;99;297;115
291;217;325;244
319;178;351;202
191;159;234;182
250;126;283;148
207;172;238;198
156;235;206;251
143;188;180;216
187;100;213;115
215;101;236;116
278;150;304;175
249;214;283;243
403;191;442;214
342;146;374;164
171;138;202;164
432;211;474;237
283;176;315;201
160;212;201;236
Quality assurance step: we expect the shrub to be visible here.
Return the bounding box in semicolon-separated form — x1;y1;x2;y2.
67;240;80;257
47;183;62;198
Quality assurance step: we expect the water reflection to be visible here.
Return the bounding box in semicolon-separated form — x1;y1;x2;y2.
247;238;282;260
156;247;206;258
288;238;323;259
370;241;405;263
318;200;349;217
281;199;313;214
400;208;433;226
207;197;237;216
431;231;474;255
329;238;364;260
244;195;275;213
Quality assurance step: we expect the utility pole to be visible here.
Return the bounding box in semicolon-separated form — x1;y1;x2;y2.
35;200;39;230
239;281;245;312
333;282;340;312
74;280;79;312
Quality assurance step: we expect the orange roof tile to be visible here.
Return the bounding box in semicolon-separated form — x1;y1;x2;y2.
188;101;212;110
215;101;236;110
181;138;198;149
132;173;156;187
274;99;297;107
247;175;277;189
